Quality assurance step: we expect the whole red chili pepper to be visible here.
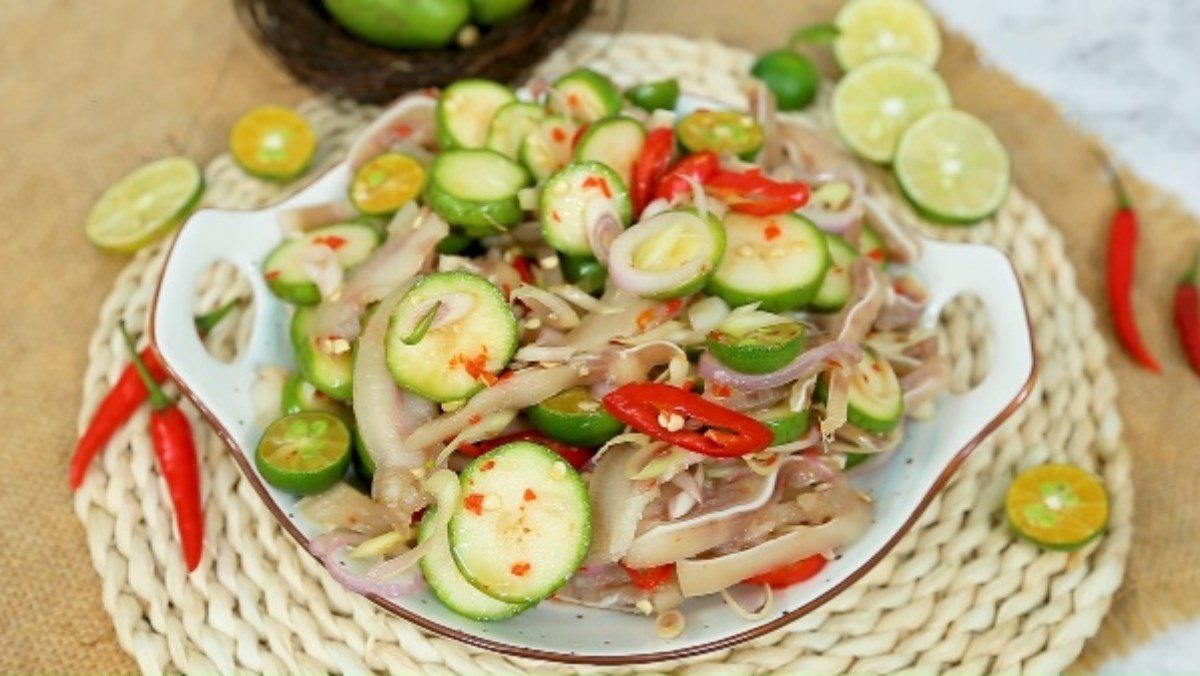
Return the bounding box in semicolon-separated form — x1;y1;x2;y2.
620;562;675;591
743;554;827;588
120;325;205;571
601;383;774;457
1103;159;1161;372
69;345;168;490
704;170;810;217
458;430;593;469
655;151;721;203
630;128;675;215
1174;243;1200;376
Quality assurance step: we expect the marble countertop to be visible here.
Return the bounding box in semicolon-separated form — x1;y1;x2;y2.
930;0;1199;671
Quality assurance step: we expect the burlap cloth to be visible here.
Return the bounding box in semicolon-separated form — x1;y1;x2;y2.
2;0;1196;671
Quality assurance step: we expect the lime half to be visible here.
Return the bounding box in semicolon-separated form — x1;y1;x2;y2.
256;411;351;495
894;109;1010;224
85;157;203;253
230;106;317;181
1006;464;1108;551
831;56;951;163
834;0;942;71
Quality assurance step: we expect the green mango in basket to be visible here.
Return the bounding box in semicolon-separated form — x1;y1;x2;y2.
324;0;470;49
469;0;532;25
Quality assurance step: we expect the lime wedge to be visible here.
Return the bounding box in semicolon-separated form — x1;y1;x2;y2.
256;411;352;495
831;56;951;163
834;0;941;71
84;156;204;254
1006;464;1108;551
230;106;317;181
894;109;1010;224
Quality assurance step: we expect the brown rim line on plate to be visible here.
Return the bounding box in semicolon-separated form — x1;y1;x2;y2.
147;198;1038;665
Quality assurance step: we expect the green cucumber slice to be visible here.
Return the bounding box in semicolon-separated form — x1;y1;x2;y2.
425;149;530;234
811;232;861;312
707;213;829;311
263;223;382;306
519;115;576;182
573;116;646;189
751;404;811;446
676;110;764;160
624;78;680;112
437;79;516;150
608;208;726;300
549;68;623;124
539;161;632;257
384;272;517;402
291;307;354;401
706;320;806;374
420;508;531;620
847;348;905;433
281;372;352;422
525;387;624;447
485;101;546;159
449;442;591;604
256;411;351;495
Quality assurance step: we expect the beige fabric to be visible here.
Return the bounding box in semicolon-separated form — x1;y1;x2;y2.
0;0;1193;672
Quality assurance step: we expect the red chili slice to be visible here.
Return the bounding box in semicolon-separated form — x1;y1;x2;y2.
601;383;773;457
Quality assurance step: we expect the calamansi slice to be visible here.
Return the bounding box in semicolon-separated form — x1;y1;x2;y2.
255;412;351;495
1006;464;1109;551
834;0;942;71
894;109;1011;224
349;152;426;216
831;55;951;163
230;106;317;181
84;156;204;253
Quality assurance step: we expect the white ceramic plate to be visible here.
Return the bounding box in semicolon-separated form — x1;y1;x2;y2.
150;96;1036;665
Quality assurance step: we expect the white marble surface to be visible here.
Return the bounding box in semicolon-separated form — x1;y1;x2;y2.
928;0;1200;672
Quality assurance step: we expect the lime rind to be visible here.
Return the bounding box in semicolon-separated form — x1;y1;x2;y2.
834;0;942;71
831;55;951;164
85;156;204;253
894;108;1011;224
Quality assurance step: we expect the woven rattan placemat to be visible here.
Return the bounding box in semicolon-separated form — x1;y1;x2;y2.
70;33;1131;673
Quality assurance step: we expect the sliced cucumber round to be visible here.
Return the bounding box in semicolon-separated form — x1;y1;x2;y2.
449;442;591;604
811;232;861;312
550;68;623;124
281;372;352;422
847;348;905;433
707;213;829;311
573;116;646;190
485;101;546;159
263;223;382;305
385;272;517;402
607;208;726;300
419;508;531;621
291;307;354;401
752;404;811;446
539;162;632;258
425;149;531;235
707;320;806;374
525;387;624;447
437;79;516;150
519;115;576;182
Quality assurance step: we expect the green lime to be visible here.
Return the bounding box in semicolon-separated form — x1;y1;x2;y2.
624;79;681;112
894;109;1010;224
84;157;204;254
323;0;470;49
525;387;625;447
833;0;941;71
831;55;951;163
561;256;607;295
676;110;764;160
230;106;317;181
751;50;819;111
752;405;811;446
255;412;352;495
468;0;531;25
1006;464;1108;551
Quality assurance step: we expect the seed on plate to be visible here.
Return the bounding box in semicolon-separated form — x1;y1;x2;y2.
655;609;685;639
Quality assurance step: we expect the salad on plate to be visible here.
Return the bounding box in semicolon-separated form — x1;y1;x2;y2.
248;65;957;634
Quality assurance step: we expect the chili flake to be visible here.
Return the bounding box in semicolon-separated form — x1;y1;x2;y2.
264;270;281;282
523;488;537;501
764;223;782;241
511;562;532;576
582;175;613;198
312;235;347;251
463;493;485;516
481;460;495;472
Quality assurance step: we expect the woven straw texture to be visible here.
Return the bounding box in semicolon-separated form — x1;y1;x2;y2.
72;33;1132;674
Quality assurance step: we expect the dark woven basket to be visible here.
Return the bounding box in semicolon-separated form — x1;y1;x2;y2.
235;0;594;104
